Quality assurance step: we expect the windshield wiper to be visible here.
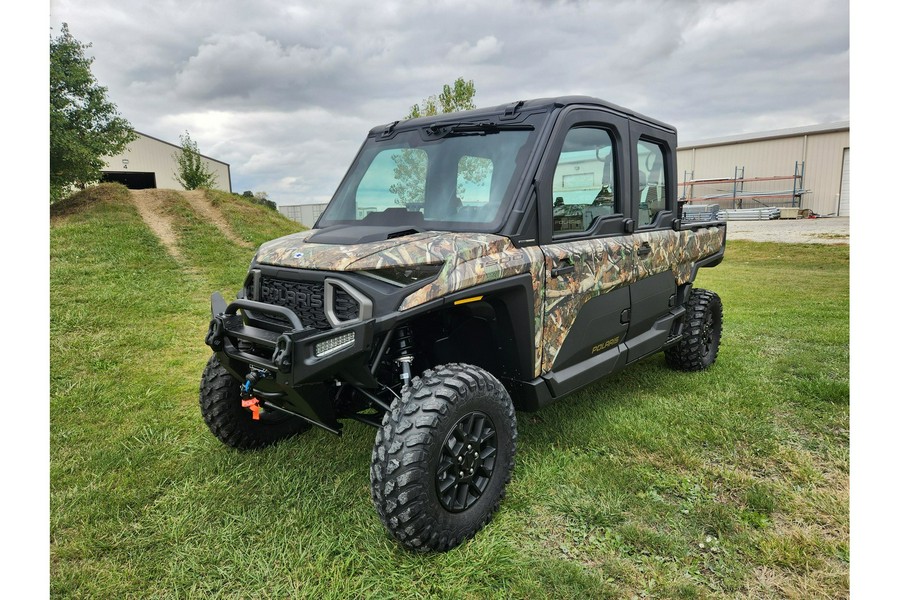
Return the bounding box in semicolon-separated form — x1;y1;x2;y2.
425;121;534;138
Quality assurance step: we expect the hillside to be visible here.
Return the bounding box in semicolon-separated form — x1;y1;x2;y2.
50;186;306;595
50;187;849;598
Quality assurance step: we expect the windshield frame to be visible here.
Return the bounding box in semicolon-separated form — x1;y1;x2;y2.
316;111;549;234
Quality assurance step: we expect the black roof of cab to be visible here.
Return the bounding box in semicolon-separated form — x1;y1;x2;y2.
369;96;676;137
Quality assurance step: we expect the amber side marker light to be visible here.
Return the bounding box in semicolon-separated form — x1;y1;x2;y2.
453;295;484;305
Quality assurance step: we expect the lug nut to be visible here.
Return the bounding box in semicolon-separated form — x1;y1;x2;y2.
459;471;464;477
467;444;472;450
469;468;474;474
474;452;479;458
458;456;463;462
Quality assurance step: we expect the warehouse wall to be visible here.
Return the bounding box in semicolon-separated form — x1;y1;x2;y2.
102;133;232;193
678;137;804;182
804;130;850;215
677;127;849;215
278;203;328;228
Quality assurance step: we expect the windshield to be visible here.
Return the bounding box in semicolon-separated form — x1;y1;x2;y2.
317;114;544;232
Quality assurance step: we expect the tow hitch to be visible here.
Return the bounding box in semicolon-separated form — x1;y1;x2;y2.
240;369;272;421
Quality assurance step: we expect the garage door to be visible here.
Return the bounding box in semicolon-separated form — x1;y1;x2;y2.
838;148;849;216
101;171;157;189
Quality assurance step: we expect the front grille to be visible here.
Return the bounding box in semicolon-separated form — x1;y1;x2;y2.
254;276;359;330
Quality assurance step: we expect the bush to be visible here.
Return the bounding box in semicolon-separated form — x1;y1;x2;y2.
173;131;218;190
236;191;276;211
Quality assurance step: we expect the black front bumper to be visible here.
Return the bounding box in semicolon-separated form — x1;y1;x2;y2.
204;292;377;432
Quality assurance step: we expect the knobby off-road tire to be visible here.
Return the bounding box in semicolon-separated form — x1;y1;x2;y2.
370;363;517;552
199;354;309;450
665;288;723;371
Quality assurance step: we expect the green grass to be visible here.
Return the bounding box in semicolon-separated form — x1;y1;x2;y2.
204;189;301;249
51;187;849;598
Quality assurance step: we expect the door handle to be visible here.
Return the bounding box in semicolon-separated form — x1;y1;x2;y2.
551;263;575;278
637;242;651;257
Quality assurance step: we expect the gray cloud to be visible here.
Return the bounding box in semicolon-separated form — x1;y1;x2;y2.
50;0;848;204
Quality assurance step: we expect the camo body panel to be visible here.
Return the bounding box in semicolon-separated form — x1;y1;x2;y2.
397;244;547;377
540;226;724;373
528;250;547;378
540;237;635;373
255;230;449;271
354;233;512;272
633;226;725;284
398;241;530;308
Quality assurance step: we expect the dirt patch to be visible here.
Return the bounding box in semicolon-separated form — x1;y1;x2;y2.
130;188;253;266
130;189;185;262
725;217;849;245
182;190;252;248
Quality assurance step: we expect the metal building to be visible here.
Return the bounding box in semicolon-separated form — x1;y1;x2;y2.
101;131;232;193
278;203;328;228
677;122;849;216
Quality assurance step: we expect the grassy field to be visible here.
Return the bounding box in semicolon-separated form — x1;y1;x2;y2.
50;185;849;599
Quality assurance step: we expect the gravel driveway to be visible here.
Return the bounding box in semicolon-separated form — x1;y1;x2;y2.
723;216;849;244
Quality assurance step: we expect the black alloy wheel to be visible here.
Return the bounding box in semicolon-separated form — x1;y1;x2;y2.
436;411;498;513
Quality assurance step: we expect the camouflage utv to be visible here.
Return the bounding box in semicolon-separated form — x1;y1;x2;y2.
201;96;726;551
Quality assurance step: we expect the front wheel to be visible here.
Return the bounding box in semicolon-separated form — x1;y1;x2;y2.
370;363;517;552
665;288;723;371
199;354;309;450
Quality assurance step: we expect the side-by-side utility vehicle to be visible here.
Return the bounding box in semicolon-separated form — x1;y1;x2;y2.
201;96;726;551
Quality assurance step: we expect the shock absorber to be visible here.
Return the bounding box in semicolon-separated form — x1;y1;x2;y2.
394;325;414;388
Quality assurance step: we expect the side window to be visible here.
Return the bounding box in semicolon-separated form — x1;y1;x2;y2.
551;127;616;235
636;140;667;227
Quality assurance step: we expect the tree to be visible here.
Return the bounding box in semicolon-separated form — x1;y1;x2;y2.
406;77;477;119
173;131;218;190
391;78;486;207
50;23;136;203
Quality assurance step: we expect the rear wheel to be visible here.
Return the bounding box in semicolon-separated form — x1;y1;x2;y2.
199;354;309;450
370;363;517;552
665;289;723;371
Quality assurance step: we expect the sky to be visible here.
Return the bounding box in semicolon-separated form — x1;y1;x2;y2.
47;0;849;206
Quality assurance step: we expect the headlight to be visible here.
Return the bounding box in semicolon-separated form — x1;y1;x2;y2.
314;332;356;357
358;263;444;286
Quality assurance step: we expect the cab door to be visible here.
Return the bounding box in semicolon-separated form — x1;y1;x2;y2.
535;108;634;392
624;120;681;362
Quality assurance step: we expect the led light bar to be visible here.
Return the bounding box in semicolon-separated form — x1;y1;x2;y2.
314;331;355;357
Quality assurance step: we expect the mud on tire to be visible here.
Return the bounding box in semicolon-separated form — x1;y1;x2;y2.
199;354;309;450
665;288;723;371
370;363;517;552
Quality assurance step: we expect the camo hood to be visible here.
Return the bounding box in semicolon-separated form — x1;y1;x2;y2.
254;229;516;273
